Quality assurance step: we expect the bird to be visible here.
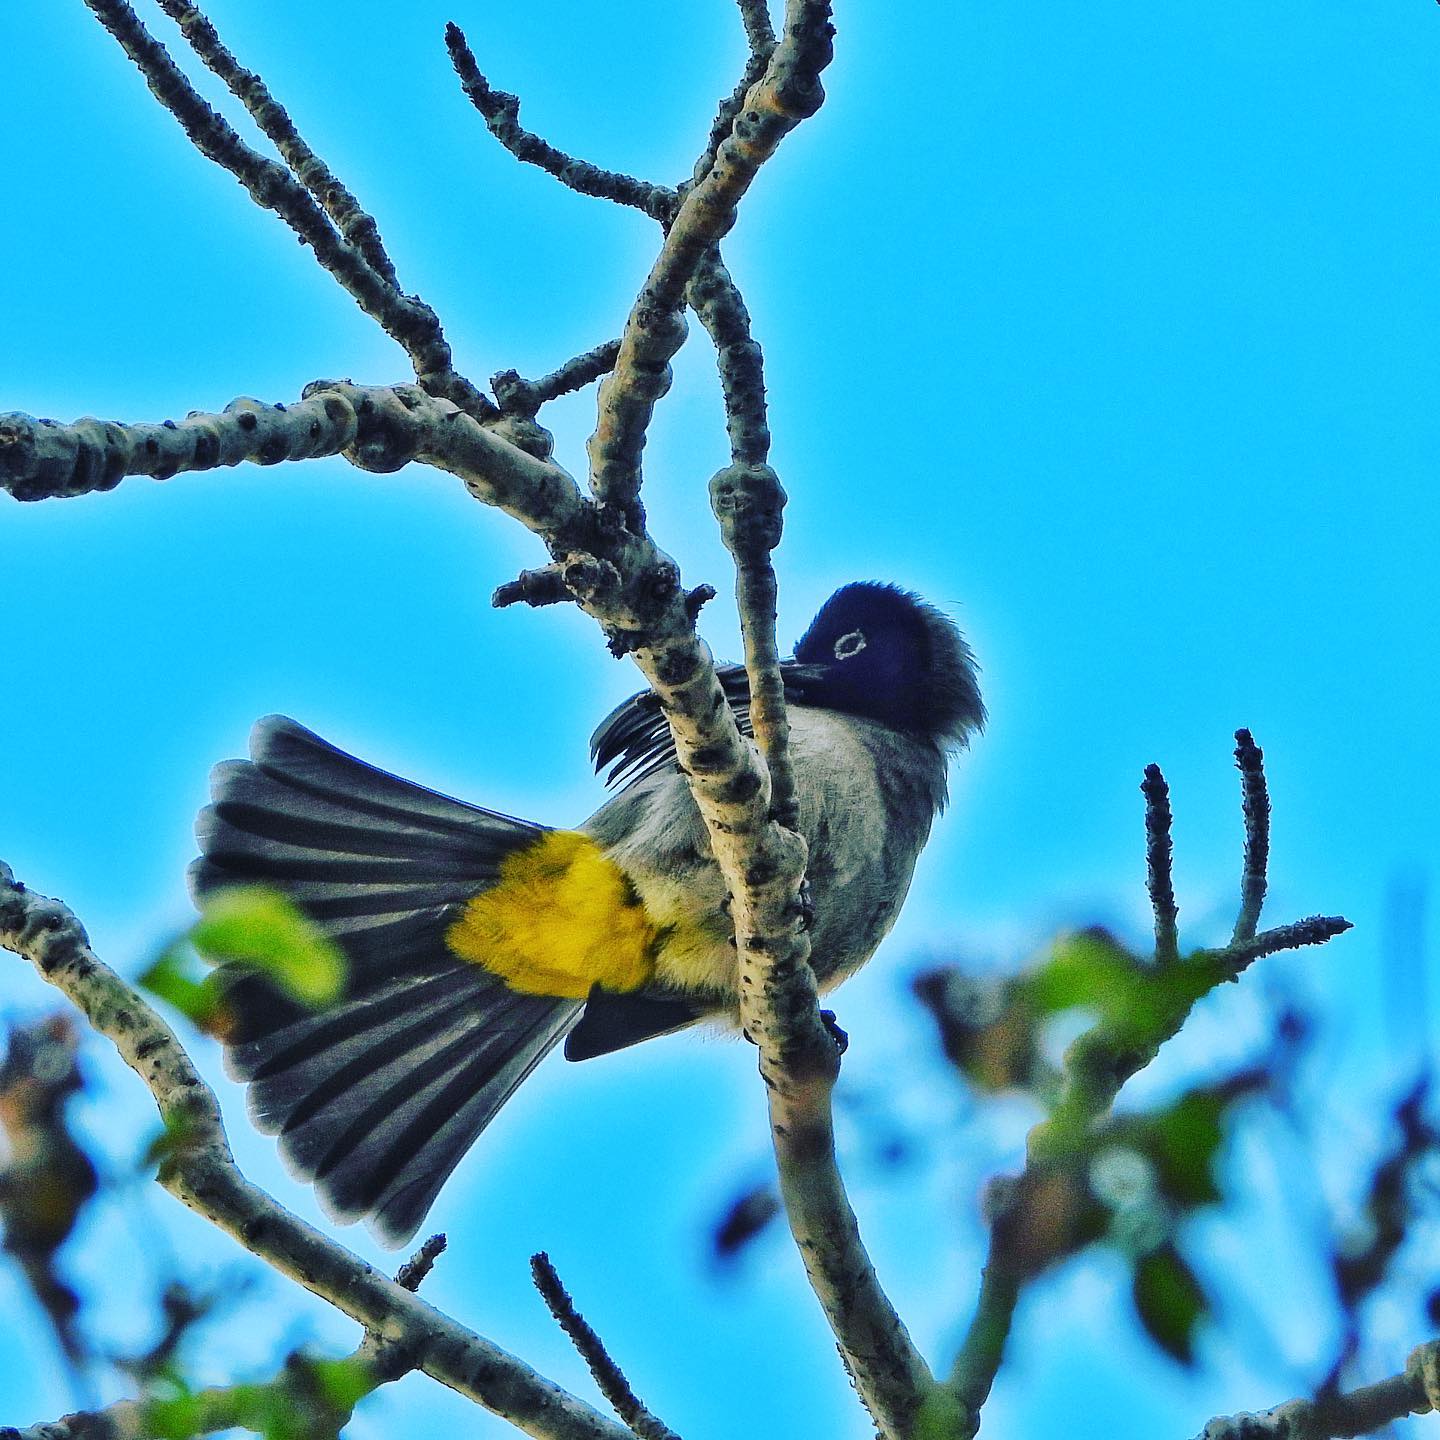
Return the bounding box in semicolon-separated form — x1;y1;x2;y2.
190;582;984;1246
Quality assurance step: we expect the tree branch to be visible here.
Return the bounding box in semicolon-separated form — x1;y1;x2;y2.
446;28;676;223
153;0;399;287
0;396;357;502
586;0;835;524
1142;764;1180;965
15;7;928;1429
80;0;495;422
1233;728;1271;944
0;863;632;1440
530;1254;681;1440
5;1237;452;1440
940;735;1355;1434
1192;1340;1440;1439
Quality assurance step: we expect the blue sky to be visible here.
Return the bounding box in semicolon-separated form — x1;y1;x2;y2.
2;3;1437;1437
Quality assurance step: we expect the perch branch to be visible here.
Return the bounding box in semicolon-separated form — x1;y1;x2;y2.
153;0;399;286
13;4;927;1426
0;863;632;1440
530;1254;681;1440
80;0;495;421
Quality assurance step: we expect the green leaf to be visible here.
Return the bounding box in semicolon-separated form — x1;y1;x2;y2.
1143;1090;1227;1207
307;1354;375;1412
191;887;345;1006
137;941;227;1030
143;1390;207;1440
139;1110;205;1171
1133;1243;1208;1364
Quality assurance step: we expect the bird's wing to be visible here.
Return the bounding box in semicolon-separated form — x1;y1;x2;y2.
589;661;822;790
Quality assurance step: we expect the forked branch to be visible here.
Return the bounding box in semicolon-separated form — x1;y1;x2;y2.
0;863;632;1440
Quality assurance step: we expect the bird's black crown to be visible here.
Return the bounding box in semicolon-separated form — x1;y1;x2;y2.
792;582;985;747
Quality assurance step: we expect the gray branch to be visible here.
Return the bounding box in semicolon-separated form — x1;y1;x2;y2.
530;1254;681;1440
81;0;494;421
447;28;676;223
0;396;356;502
586;0;834;524
0;863;632;1440
154;0;399;286
1192;1340;1440;1439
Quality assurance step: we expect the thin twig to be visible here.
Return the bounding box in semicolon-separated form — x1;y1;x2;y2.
447;27;676;223
530;1253;682;1440
80;0;495;422
0;861;632;1440
949;1237;1022;1426
532;341;624;406
1191;1340;1440;1439
153;0;399;285
588;0;835;523
395;1233;447;1293
493;565;572;609
1207;915;1353;977
1141;764;1180;964
689;249;770;467
736;0;777;56
1233;728;1271;944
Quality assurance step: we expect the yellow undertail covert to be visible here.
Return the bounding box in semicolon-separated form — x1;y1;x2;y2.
444;830;659;998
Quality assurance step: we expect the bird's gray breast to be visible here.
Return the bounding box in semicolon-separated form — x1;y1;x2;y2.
583;706;946;1004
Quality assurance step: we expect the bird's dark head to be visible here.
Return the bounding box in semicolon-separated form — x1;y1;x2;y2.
791;583;985;747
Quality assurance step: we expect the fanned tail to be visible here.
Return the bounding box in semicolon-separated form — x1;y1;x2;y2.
191;715;581;1246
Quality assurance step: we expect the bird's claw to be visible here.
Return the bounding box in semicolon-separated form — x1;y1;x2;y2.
791;880;816;931
819;1009;849;1054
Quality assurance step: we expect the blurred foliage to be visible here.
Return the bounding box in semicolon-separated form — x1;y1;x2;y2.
0;1014;99;1370
139;886;346;1035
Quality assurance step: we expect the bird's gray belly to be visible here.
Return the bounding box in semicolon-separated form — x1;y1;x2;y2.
582;708;939;1010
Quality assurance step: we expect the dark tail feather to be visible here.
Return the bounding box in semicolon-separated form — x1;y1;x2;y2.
234;973;579;1247
191;716;578;1246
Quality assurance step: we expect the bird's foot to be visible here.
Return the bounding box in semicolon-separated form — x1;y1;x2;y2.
818;1009;849;1055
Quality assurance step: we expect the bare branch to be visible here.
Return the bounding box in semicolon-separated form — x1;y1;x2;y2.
394;1233;448;1293
493;566;572;610
80;0;495;421
0;862;633;1440
1205;915;1353;978
531;341;625;407
530;1254;681;1440
1192;1340;1440;1439
692;248;794;827
153;0;399;286
9;1238;451;1440
0;396;357;502
689;250;770;467
948;1235;1022;1426
1141;764;1180;964
446;26;676;223
587;0;835;523
1233;728;1271;944
736;0;777;57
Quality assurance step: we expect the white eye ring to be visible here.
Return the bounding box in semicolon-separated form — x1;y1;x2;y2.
834;629;867;660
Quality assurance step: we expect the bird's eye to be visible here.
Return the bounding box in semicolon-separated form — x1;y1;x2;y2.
833;629;867;660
